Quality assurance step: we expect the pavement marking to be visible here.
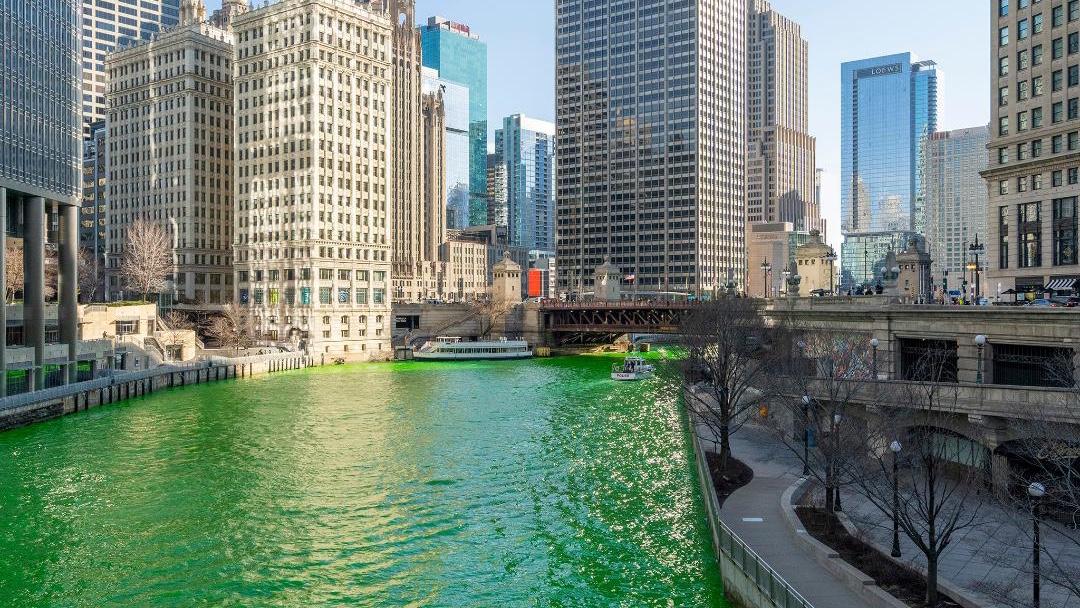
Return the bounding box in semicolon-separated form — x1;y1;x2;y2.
741;517;765;523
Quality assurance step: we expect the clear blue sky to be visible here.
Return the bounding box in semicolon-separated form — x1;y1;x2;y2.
212;0;990;248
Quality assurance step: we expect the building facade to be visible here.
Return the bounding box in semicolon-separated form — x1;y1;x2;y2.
105;9;235;307
81;120;108;301
420;16;488;227
985;0;1080;297
421;67;470;230
486;153;508;228
555;0;747;296
495;114;556;253
1;0;85;393
923;126;990;292
840;53;940;289
80;0;181;135
746;0;819;232
746;222;812;298
233;0;393;358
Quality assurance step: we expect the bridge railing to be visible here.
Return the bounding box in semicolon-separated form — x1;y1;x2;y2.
538;298;696;310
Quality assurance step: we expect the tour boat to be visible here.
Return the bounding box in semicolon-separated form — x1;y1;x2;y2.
414;337;534;361
611;356;655;381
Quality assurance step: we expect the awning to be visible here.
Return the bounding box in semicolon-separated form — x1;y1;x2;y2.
1046;278;1080;291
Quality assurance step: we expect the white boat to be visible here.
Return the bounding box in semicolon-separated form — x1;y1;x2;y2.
611;355;655;381
414;336;534;361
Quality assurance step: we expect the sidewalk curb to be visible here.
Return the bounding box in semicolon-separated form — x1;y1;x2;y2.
780;478;909;608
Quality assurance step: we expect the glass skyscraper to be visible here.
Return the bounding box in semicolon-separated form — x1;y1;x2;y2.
79;0;180;134
840;53;940;289
421;67;471;230
495;115;556;253
420;16;488;227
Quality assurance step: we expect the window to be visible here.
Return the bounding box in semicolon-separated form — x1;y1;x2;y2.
1055;37;1065;59
1054;134;1064;152
1019;80;1030;100
1033;139;1044;157
1034;12;1044;33
1072;0;1080;21
1000;0;1009;16
1019;110;1029;131
1071;167;1079;184
1000;206;1011;270
338;269;351;280
1000;55;1010;77
1054;4;1065;26
1054;69;1065;91
1033;106;1044;126
1054;170;1064;186
319;287;331;304
1000;147;1011;164
1018;142;1030;160
269;288;280;305
1019;19;1029;40
1071;97;1080;120
1019;202;1042;268
1000;86;1010;106
1053;197;1078;265
1071;131;1079;149
356;288;368;304
1034;75;1044;96
373;288;386;305
319;268;333;280
1019;176;1030;192
1034;172;1044;188
1054;101;1065;122
1001;26;1011;46
1000;116;1010;136
1034;44;1045;64
1019;49;1030;70
1001;179;1011;195
1072;65;1080;87
1071;31;1080;54
254;289;264;305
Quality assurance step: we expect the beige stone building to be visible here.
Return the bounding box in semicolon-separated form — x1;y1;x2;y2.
232;0;393;358
105;5;237;307
746;222;812;298
793;229;837;295
746;0;820;233
439;238;488;302
985;0;1080;297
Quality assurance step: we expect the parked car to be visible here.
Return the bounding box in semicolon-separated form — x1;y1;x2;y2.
1026;298;1055;307
1051;296;1080;307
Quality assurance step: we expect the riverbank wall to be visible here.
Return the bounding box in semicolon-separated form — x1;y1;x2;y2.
684;400;814;608
0;352;314;432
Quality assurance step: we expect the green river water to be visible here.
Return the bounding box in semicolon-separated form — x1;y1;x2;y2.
0;355;727;607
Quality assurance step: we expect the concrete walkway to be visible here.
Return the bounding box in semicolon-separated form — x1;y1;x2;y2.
706;424;868;608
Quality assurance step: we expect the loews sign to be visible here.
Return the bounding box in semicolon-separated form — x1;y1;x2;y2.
856;63;903;79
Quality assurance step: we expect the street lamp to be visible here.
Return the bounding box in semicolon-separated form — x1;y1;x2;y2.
833;412;843;512
801;395;812;476
969;236;985;303
1029;481;1047;608
824;252;838;295
974;335;987;384
870;338;880;379
760;259;772;298
890;440;903;557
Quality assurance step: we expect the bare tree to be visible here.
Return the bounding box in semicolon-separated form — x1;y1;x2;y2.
471;297;514;339
121;220;171;302
4;242;21;303
203;302;254;356
773;331;876;515
847;349;989;608
680;297;794;471
78;248;102;302
161;309;195;331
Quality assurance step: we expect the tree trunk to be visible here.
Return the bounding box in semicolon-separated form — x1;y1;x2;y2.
926;554;939;608
718;423;731;472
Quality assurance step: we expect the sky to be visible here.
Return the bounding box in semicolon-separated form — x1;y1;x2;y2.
211;0;991;249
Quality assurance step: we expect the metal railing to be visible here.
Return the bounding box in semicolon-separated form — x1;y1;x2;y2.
689;415;814;608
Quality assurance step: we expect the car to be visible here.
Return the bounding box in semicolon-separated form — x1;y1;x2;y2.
1026;298;1055;307
1051;296;1080;308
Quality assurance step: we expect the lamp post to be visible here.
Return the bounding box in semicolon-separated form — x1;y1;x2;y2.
832;412;843;512
824;252;838;295
870;338;880;379
890;440;903;557
801;395;811;476
781;269;791;296
1029;482;1046;608
760;259;772;298
969;236;985;303
974;334;987;384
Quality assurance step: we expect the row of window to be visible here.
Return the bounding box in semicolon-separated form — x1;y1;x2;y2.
239;286;386;306
999;197;1078;269
237;268;386;282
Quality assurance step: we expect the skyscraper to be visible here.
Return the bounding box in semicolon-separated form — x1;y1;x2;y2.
420;16;488;227
421;67;470;230
840;53;940;289
985;0;1080;298
746;0;819;232
81;120;108;301
555;0;747;295
486;154;508;229
923;126;989;292
495;115;556;253
80;0;181;135
1;0;83;392
233;0;393;358
106;2;236;307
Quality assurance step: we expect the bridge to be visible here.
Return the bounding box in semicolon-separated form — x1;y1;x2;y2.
536;300;694;344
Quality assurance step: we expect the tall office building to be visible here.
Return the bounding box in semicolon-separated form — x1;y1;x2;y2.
495;115;556;253
233;0;393;357
486;153;508;228
746;0;819;232
556;0;747;295
80;0;181;135
106;1;237;307
421;67;470;230
840;53;940;289
923;126;989;291
1;0;83;392
421;16;488;227
81;120;108;300
985;0;1080;297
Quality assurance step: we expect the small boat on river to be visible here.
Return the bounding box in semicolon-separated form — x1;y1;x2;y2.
611;356;655;381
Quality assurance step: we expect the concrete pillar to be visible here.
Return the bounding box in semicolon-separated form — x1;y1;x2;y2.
24;196;45;390
60;203;78;384
0;187;6;398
